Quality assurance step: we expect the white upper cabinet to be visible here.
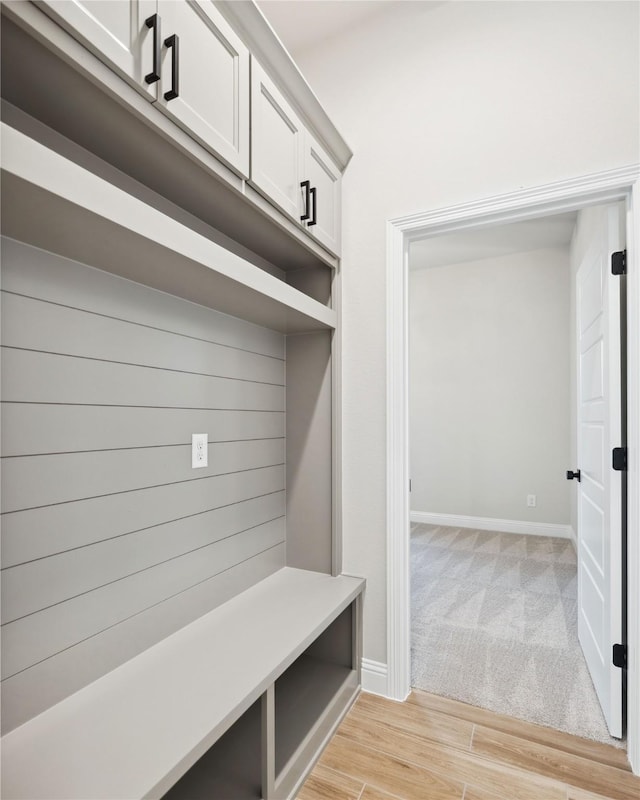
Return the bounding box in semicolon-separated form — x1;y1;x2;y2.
31;1;343;254
155;1;249;177
36;0;158;98
250;58;304;222
37;0;250;177
303;133;342;256
251;59;341;256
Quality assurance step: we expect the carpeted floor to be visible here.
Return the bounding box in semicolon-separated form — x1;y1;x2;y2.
411;523;624;748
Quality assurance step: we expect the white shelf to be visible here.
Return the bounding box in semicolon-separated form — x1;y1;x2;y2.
0;568;364;800
0;123;337;334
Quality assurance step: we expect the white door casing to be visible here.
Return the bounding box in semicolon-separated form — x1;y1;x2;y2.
576;203;624;738
384;164;640;773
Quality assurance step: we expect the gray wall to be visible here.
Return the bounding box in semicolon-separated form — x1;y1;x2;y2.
409;247;571;525
0;237;286;732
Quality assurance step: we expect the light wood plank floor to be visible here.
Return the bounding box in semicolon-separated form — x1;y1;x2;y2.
297;690;639;800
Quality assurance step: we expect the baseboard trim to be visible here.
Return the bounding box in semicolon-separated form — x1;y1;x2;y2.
361;658;388;696
410;511;572;539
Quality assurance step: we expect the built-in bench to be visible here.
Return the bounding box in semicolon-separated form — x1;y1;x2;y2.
1;568;364;800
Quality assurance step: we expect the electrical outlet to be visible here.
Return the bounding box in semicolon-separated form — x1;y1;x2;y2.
527;494;537;508
192;433;208;469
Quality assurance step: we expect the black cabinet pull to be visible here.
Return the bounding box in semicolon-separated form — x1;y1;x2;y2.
566;469;581;482
163;34;179;101
300;180;311;222
308;186;317;226
144;14;161;84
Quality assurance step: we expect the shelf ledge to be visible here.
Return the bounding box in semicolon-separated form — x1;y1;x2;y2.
1;123;337;334
1;567;364;800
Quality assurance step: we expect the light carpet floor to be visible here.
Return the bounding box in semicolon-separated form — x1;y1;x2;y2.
411;522;624;748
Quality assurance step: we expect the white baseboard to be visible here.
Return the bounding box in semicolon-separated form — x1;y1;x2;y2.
410;511;572;539
361;658;388;696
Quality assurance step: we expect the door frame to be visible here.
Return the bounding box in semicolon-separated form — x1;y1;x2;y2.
385;164;640;771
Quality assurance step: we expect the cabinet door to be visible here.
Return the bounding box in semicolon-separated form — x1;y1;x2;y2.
36;0;158;98
250;58;304;221
302;134;342;256
156;0;249;177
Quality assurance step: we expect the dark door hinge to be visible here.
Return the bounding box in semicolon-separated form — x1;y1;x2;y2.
613;643;627;669
611;250;627;276
612;447;627;471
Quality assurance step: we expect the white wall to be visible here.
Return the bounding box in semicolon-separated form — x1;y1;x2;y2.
292;0;639;664
410;247;571;525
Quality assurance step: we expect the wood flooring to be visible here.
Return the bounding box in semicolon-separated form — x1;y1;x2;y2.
296;690;639;800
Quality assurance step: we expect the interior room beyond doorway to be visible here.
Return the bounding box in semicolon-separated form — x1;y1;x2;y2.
407;210;624;748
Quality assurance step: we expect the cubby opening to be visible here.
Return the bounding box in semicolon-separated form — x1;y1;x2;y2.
162;699;262;800
274;605;357;794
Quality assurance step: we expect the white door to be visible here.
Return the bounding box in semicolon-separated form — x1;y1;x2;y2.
38;0;157;97
576;202;625;738
156;0;250;176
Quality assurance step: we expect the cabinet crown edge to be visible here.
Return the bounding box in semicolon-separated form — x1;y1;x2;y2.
216;0;353;172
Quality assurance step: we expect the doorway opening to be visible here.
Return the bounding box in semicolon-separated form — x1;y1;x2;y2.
384;165;640;774
407;207;622;746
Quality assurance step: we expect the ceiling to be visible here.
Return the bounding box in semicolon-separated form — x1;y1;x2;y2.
257;0;403;57
409;212;578;271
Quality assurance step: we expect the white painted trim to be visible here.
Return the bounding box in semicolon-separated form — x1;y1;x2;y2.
386;164;640;774
361;658;388;697
625;179;640;773
410;511;573;539
385;220;411;703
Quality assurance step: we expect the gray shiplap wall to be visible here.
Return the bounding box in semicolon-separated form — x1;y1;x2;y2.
0;237;286;732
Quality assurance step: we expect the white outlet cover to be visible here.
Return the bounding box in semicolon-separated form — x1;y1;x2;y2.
192;433;208;469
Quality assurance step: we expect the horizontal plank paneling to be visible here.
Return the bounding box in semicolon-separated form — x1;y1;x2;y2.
2;492;285;623
1;237;285;359
2;439;284;512
1;404;284;455
1;240;290;728
1;544;285;733
2;348;285;409
2;518;285;678
2;291;285;385
2;464;285;567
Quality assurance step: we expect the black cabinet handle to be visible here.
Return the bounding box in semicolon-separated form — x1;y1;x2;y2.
163;34;179;101
300;180;311;222
308;186;317;226
566;469;581;482
144;14;161;84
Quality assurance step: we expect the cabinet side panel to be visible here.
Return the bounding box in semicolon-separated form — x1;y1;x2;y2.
285;332;332;573
0;238;286;731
